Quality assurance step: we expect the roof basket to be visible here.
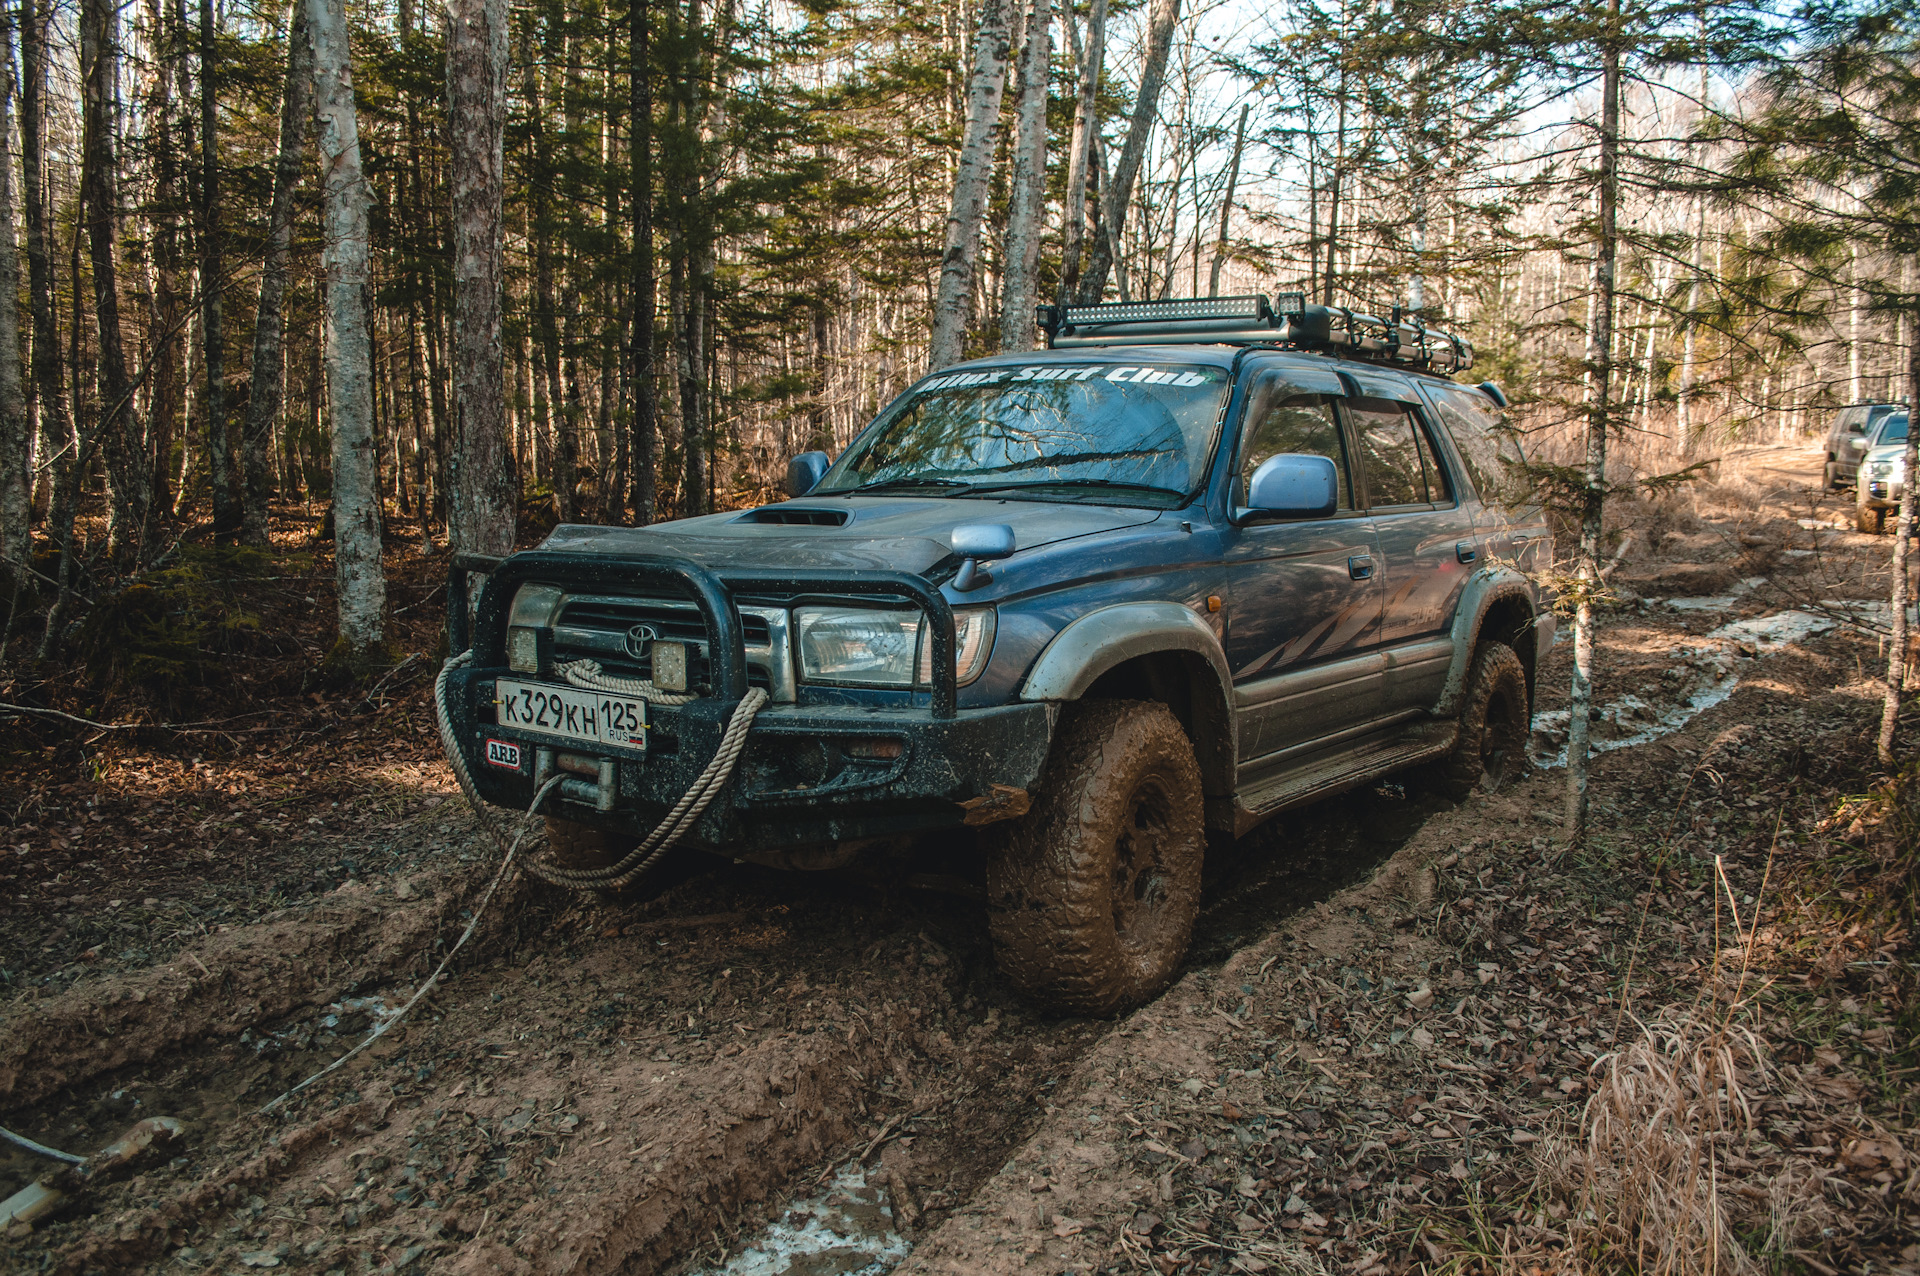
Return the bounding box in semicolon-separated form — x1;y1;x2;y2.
1033;293;1474;375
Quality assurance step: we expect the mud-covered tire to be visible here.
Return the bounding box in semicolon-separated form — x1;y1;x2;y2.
1824;460;1839;492
1857;487;1887;534
542;816;633;872
1436;642;1531;801
984;700;1204;1016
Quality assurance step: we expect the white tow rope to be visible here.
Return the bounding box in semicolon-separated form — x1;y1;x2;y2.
261;654;766;1116
434;651;768;889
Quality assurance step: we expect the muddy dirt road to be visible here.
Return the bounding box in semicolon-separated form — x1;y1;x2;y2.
2;444;1912;1275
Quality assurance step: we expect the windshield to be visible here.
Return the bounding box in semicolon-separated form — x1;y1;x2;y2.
1877;414;1909;445
815;362;1233;506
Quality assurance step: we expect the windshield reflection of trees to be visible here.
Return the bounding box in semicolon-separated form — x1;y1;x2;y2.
844;378;1219;494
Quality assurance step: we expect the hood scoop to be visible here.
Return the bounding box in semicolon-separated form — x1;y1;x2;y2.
733;506;851;527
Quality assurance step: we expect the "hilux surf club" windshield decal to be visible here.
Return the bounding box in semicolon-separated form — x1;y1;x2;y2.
915;365;1218;392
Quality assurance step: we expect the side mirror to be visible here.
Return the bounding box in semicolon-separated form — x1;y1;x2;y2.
786;451;831;497
950;523;1016;592
1242;454;1339;521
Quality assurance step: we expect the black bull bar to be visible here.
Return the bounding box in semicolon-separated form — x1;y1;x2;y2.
446;549;962;717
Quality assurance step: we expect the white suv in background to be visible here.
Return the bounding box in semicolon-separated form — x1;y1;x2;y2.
1825;402;1907;491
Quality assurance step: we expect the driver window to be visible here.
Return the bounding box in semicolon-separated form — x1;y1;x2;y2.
1237;391;1352;510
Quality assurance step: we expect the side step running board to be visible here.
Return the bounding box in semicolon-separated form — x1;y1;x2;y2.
1208;721;1458;838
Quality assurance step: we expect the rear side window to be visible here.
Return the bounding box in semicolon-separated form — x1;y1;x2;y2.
1427;384;1524;505
1346;398;1447;508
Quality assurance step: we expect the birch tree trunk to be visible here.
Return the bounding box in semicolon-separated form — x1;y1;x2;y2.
927;0;1012;371
241;0;313;548
446;0;516;558
1567;19;1620;844
1076;0;1180;306
0;20;27;572
997;0;1050;352
1056;0;1104;308
1877;293;1920;765
81;0;150;563
311;0;386;660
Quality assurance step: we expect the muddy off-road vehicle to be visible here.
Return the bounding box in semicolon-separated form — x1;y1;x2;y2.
441;294;1554;1014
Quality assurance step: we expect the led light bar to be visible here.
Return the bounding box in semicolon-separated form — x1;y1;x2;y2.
1032;292;1473;374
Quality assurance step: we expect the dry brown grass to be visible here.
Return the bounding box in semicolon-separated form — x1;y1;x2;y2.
1552;1012;1820;1276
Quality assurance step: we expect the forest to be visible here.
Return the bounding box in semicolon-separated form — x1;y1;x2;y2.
0;0;1916;1272
0;0;1915;653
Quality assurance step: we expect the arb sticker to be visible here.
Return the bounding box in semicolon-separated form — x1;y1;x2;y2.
485;738;522;770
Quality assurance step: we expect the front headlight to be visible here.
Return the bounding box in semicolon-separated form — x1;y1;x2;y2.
507;583;564;673
795;606;995;688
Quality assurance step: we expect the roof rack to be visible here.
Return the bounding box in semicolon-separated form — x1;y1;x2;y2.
1033;293;1474;375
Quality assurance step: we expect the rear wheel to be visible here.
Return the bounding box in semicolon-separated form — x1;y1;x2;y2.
1824;459;1839;491
1437;642;1530;800
985;700;1204;1016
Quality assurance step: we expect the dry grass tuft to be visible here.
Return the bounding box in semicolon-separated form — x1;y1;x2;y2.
1560;1013;1808;1276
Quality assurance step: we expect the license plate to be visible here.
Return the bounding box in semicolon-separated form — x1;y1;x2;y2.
495;679;647;752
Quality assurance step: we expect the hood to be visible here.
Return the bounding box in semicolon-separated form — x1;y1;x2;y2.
1864;443;1909;468
536;497;1166;574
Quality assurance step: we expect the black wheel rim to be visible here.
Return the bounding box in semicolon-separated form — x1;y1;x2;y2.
1112;775;1175;956
1480;687;1525;790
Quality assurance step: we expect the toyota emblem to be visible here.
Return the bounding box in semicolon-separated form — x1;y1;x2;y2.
622;623;659;660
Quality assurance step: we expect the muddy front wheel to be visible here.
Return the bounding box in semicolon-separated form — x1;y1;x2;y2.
985;700;1204;1016
1858;488;1887;534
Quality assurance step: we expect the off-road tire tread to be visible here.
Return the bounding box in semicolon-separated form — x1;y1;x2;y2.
985;700;1204;1016
1438;641;1530;801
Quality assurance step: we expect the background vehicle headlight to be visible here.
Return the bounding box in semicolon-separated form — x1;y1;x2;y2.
796;606;995;688
507;583;563;673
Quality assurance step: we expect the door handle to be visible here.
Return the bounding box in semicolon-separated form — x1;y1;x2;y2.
1456;541;1478;564
1348;554;1374;581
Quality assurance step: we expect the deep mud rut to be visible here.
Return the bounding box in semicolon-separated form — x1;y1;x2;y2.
1;444;1908;1275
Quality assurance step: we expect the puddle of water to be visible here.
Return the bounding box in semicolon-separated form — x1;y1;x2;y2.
1707;610;1837;652
696;1163;911;1276
1658;576;1769;612
1531;603;1844;768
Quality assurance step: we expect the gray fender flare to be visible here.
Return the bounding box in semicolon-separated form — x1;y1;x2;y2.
1018;601;1233;705
1431;568;1542;718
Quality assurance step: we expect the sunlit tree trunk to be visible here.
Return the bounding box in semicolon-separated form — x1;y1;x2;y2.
200;0;236;543
1208;104;1249;297
241;0;313;548
446;0;517;558
311;0;386;659
1076;0;1179;305
627;0;657;524
998;0;1049;352
81;0;150;562
927;0;1011;371
1878;295;1920;765
1567;18;1620;844
0;19;27;572
1056;0;1104;308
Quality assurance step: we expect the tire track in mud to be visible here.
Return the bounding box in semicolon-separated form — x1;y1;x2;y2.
0;788;1430;1275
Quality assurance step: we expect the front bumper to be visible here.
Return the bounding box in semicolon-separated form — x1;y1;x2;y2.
444;551;1055;852
1864;477;1904;509
450;667;1053;850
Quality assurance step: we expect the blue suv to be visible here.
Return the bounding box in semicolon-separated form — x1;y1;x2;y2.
441;295;1553;1014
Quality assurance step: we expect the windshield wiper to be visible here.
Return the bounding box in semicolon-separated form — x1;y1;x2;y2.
959;478;1186;498
828;476;976;495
